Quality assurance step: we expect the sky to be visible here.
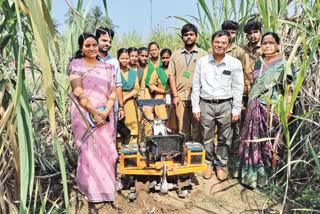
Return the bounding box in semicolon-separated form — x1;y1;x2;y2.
52;0;199;38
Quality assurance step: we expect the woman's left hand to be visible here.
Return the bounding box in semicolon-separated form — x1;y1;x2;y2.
94;112;108;125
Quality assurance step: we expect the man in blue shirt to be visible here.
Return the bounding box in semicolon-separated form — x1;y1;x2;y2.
191;30;244;181
96;27;125;127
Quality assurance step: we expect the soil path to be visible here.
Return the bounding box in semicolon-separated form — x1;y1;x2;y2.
70;173;280;214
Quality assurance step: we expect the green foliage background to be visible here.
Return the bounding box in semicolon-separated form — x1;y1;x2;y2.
0;0;319;213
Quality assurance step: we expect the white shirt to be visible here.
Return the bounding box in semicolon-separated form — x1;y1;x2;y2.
191;54;244;115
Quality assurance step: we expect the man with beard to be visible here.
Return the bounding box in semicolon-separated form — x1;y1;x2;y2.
191;30;243;181
96;27;125;126
168;23;207;142
221;20;248;79
242;20;263;95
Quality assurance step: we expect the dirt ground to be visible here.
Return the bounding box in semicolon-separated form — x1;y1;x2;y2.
69;172;281;214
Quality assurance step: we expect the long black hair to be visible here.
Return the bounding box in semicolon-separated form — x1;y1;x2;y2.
74;32;98;59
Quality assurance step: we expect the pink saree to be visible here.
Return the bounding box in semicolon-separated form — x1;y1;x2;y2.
69;58;118;202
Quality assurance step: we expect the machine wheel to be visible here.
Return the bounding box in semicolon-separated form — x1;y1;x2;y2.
128;186;136;202
177;189;189;198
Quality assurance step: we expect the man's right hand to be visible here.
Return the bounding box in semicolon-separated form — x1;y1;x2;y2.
118;108;125;120
173;96;180;106
193;112;201;121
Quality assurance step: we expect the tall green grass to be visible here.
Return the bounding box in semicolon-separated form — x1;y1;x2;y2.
110;28;182;56
173;0;255;50
0;0;319;213
0;0;89;212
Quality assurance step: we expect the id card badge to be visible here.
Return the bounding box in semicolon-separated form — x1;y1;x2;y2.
182;70;190;78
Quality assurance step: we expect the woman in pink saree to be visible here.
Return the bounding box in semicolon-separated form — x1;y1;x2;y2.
69;33;118;202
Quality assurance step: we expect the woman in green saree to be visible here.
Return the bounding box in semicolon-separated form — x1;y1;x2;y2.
239;32;295;188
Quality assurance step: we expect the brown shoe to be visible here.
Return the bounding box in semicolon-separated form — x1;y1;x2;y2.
216;167;228;181
203;165;213;179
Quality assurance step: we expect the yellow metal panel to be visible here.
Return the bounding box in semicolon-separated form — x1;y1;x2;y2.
119;149;207;176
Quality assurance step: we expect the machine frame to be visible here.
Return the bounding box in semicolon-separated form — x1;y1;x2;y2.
119;98;207;198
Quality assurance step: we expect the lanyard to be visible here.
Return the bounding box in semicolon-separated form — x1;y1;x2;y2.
184;52;194;70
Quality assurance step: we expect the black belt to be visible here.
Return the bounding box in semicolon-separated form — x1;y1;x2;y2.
201;98;232;104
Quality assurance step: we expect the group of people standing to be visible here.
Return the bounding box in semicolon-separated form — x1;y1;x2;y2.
68;19;295;203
